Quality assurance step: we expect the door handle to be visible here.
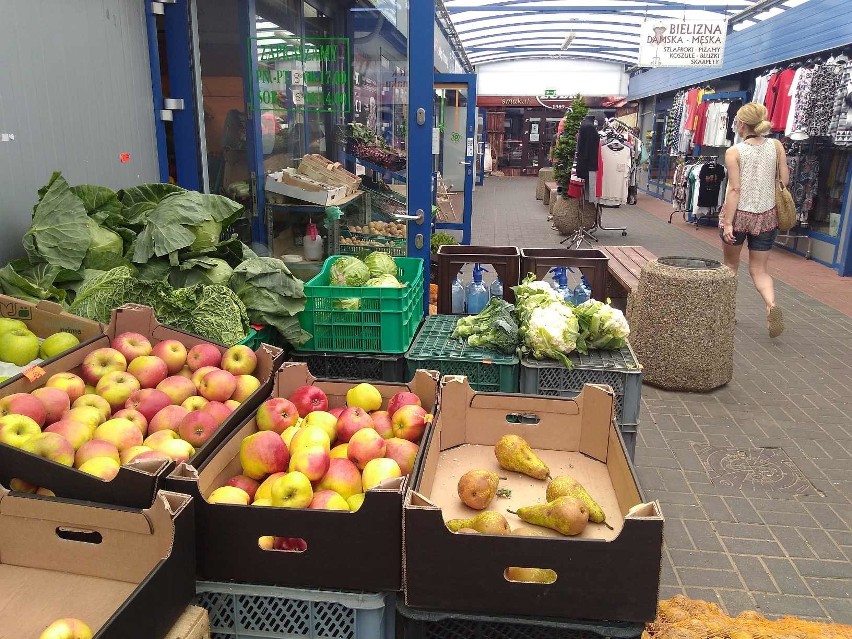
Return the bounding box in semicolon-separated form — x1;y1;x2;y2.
459;161;472;166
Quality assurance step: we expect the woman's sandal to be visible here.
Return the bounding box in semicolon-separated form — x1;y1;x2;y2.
768;305;784;338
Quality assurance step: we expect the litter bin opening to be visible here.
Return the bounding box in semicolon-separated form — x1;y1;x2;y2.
658;256;723;270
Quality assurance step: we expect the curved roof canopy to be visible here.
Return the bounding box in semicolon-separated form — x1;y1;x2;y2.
443;0;811;67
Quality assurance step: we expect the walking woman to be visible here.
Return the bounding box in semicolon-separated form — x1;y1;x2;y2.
719;103;789;338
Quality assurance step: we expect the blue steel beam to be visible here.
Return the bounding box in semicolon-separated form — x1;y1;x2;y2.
467;45;634;52
470;48;637;59
471;53;637;64
451;9;679;23
446;1;747;11
463;29;642;44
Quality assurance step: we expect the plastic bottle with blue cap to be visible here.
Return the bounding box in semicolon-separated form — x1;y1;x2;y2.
465;264;489;315
572;274;591;306
451;270;466;314
549;267;573;303
489;273;503;300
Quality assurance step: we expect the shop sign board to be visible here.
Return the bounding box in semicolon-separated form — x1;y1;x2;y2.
638;19;727;67
252;37;351;113
476;95;629;109
544;89;557;98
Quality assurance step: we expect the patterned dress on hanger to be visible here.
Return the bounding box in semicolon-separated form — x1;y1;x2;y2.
791;68;814;134
787;154;819;223
805;63;844;136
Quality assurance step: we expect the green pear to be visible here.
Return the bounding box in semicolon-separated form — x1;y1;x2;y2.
494;434;550;480
457;469;501;510
446;510;511;535
546;475;612;529
509;496;589;536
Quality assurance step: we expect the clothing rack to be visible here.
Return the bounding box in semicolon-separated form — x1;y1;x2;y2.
669;154;725;225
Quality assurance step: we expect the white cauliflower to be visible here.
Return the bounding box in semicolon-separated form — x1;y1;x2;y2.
522;302;580;365
574;299;630;350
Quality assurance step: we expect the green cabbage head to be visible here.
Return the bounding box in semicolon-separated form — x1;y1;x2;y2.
190;219;224;251
366;274;403;288
330;256;370;287
363;251;398;278
83;219;125;270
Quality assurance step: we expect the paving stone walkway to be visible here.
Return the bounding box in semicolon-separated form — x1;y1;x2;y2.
471;176;852;624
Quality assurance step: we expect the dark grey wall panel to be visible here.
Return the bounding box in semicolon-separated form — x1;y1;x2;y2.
0;0;160;264
627;0;852;100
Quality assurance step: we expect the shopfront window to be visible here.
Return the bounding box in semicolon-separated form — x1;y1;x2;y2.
788;145;850;237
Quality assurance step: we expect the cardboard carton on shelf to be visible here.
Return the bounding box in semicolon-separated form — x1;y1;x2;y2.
0;294;104;385
165;362;438;592
0;487;195;639
0;304;283;509
266;169;362;207
403;376;663;623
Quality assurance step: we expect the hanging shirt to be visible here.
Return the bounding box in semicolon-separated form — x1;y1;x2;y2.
830;58;852;146
753;73;770;106
769;68;796;131
697;162;726;207
597;142;631;206
726;99;743;143
693;101;710;146
784;68;805;136
805;62;845;136
763;72;782;115
684;88;701;131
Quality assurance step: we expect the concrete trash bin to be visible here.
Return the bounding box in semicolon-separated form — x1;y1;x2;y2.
630;256;737;391
536;167;553;200
553;196;597;236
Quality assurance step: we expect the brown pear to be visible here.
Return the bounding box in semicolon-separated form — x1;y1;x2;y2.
509;496;589;536
505;566;557;584
446;510;511;535
457;469;500;509
494;434;550;480
456;528;479;534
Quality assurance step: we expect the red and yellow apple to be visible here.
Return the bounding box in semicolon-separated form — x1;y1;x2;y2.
81;347;127;386
45;419;92;450
289;446;330;482
329;443;349;459
125;388;171;422
112;408;148;435
289;425;331;455
78;456;120;481
270;471;313;508
127;355;169;389
198;369;237;402
200;400;232;426
93;418;143;451
120;445;155;465
147;405;189;433
151;339;188;374
240;431;290;480
38;617;93;639
387;391;421;417
316;457;362;499
384;437;419;475
370;410;394;439
347;428;387;470
221;344;257;376
289;385;328;417
191;365;218;390
302;410;338;442
72;394;112;422
31;387;70;425
112;332;152;362
96;371;141;412
75;439;120;468
391;405;432;442
281;424;300;448
178;410;218;447
177;365;193;379
155;438;196;463
0;414;41;448
45;372;86;403
156;375;197;405
361;457;401;491
186;343;222;371
9;478;38;493
225;399;241;411
226;474;260;501
143;429;178;449
62;406;104;435
347;493;365;512
0;392;47;426
182;395;208;411
336;407;375;443
208;485;250;505
309;489;350;511
21;432;75;466
255;471;287;501
231;374;261;402
345;383;382;412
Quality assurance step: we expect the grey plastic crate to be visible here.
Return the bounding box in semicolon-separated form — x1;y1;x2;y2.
291;351;407;382
621;422;637;462
195;581;394;639
519;343;642;424
397;602;644;639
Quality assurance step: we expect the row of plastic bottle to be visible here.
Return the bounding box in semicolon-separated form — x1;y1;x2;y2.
450;264;589;314
451;263;502;314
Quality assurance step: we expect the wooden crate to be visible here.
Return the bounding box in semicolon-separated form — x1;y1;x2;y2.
298;154;361;195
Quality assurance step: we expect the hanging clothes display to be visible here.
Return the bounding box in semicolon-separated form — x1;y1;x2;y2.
786;153;820;223
804;59;845;137
829;56;852;146
665;91;686;154
769;67;796;131
670;157;726;223
596;138;631;207
697;160;727;207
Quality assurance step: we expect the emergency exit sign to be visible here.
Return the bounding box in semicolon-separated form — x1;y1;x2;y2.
543;89;557;98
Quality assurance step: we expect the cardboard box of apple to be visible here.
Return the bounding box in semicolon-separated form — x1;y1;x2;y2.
0;294;104;385
0;485;195;639
0;304;281;508
165;361;438;592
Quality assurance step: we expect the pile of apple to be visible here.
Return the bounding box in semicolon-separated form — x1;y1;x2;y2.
208;382;432;519
0;332;262;488
0;317;82;378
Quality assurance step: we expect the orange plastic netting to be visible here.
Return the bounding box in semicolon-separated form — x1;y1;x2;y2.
644;596;852;639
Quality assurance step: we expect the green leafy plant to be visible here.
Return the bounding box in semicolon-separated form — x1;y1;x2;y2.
430;231;458;254
552;94;588;189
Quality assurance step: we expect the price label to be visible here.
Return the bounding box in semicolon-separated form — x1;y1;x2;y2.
291;70;304;86
119;152;131;163
22;365;46;383
292;89;305;106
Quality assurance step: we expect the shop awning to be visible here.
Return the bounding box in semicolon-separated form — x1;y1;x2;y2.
444;0;812;67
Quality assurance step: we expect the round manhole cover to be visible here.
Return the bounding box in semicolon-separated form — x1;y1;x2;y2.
659;256;723;270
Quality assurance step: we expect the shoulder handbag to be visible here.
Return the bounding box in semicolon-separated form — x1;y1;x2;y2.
773;139;796;232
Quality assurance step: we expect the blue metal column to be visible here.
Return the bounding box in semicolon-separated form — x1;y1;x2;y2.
238;0;269;250
836;160;852;276
408;0;436;313
144;1;169;183
434;73;477;245
162;0;201;189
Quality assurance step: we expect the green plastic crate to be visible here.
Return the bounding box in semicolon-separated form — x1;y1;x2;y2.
238;325;275;350
405;315;519;393
297;256;423;354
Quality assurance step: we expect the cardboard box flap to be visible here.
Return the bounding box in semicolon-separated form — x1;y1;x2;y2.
627;501;663;519
275;362;439;412
34;299;68;316
407;490;437;509
0;488;185;583
578;384;616;463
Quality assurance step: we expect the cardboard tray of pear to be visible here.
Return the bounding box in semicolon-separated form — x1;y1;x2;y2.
0;305;282;509
403;376;664;623
165;362;439;592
